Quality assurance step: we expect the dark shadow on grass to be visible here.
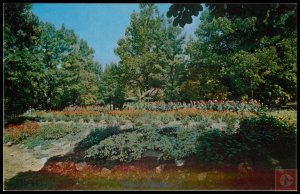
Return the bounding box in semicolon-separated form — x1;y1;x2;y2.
4;171;78;190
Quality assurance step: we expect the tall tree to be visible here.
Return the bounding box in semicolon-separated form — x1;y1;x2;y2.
4;3;42;116
4;4;103;114
99;63;125;110
115;4;186;101
61;38;101;107
186;4;297;105
115;4;163;99
159;18;186;101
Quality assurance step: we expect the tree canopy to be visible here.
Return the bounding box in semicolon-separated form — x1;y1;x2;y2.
4;3;297;116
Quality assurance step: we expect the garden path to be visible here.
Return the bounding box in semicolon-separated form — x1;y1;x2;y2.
4;124;93;181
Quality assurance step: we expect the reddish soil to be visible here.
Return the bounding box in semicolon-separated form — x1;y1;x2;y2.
40;156;276;190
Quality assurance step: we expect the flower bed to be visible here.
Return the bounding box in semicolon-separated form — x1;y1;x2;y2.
124;100;264;113
4;121;40;144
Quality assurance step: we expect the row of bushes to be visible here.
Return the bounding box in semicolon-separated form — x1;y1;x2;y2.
110;109;256;121
84;115;296;167
124;100;264;112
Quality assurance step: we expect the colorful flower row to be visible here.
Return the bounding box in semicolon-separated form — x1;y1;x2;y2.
4;121;40;143
109;109;256;119
63;105;108;112
123;100;263;112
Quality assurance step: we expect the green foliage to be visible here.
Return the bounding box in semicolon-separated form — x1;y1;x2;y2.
64;116;72;122
124;100;263;113
33;123;80;140
4;4;102;115
5;3;296;116
79;126;120;150
93;117;101;123
4;133;11;144
158;126;178;137
39;117;46;122
185;4;296;106
268;110;297;128
181;116;190;126
24;138;52;150
4;4;42;115
238;114;296;163
160;115;175;124
167;4;203;27
196;115;296;165
85;131;146;162
85;123;206;162
197;128;227;163
73;116;80;122
83;117;90;123
149;127;203;160
99;63;125;110
115;4;186;101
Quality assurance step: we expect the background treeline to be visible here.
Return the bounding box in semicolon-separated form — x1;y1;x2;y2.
4;4;297;116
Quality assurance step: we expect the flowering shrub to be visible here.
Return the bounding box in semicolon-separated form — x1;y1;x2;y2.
268;110;297;128
110;109;256;122
4;121;40;144
52;110;99;117
124;100;264;112
63;105;109;112
110;110;158;118
35;107;101;121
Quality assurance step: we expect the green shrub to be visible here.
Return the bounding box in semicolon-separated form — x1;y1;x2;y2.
73;117;80;122
64;117;72;122
158;127;178;137
148;127;202;160
196;115;297;165
83;118;90;123
79;126;120;150
196;128;240;163
85;124;205;162
238;114;296;163
85;131;146;162
39;117;46;122
118;117;127;125
181;116;190;126
47;117;53;122
4;133;11;144
133;118;144;127
55;117;62;122
160;115;174;125
193;115;204;122
33;123;80;140
93;117;101;123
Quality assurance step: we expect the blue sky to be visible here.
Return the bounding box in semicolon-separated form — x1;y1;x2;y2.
32;3;201;66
